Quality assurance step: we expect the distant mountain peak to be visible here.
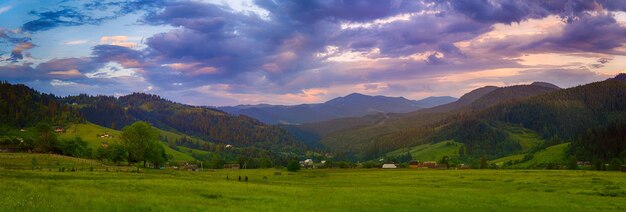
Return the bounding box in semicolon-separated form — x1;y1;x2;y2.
345;92;367;98
612;73;626;82
458;86;499;102
531;82;560;89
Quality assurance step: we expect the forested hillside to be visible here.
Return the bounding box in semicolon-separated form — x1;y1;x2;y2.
313;82;560;159
0;81;82;128
60;93;305;152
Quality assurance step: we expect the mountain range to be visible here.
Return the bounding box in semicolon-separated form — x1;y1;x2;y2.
2;74;625;168
219;94;457;124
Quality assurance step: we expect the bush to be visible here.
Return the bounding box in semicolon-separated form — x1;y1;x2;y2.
59;137;89;158
287;160;300;172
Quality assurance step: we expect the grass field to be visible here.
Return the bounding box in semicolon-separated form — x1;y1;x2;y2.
2;154;625;211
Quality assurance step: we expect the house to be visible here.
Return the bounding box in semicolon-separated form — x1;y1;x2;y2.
224;163;240;169
382;164;397;169
422;161;437;168
54;127;65;133
408;160;420;169
100;132;112;138
101;142;109;148
303;159;314;168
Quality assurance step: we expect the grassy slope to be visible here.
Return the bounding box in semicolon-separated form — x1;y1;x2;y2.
384;125;543;163
1;168;625;211
387;140;462;161
490;154;524;165
58;123;195;162
505;125;544;151
517;143;570;167
490;143;570;167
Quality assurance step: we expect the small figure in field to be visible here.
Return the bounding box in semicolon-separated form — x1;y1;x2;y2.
238;176;241;181
245;176;248;182
226;174;229;180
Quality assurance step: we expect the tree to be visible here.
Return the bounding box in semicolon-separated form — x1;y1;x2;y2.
35;123;58;153
207;154;225;169
121;121;162;167
480;156;489;169
567;156;578;170
95;147;110;161
609;158;623;171
109;143;128;165
287;160;300;172
145;142;167;168
59;137;89;158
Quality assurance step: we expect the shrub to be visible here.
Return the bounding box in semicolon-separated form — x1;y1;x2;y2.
287;160;300;172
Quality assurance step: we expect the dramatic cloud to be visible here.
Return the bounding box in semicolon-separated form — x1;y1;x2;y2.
1;0;626;105
0;6;11;15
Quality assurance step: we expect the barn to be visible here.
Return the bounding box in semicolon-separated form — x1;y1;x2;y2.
408;161;420;169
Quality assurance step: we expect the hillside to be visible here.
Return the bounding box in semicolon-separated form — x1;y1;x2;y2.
313;82;559;159
0;81;82;128
220;93;456;124
0;82;310;165
386;140;463;162
60;93;305;152
422;78;626;164
57;123;195;162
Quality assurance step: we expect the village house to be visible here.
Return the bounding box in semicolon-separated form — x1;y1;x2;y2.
100;132;112;138
422;161;437;168
301;159;314;169
54;127;65;133
382;164;397;169
101;142;109;148
408;160;420;169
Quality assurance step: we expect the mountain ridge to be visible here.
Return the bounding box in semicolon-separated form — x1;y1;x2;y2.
219;93;457;124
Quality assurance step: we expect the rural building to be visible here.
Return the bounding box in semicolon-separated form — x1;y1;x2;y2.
382;164;397;169
101;142;109;148
100;132;112;138
224;163;240;169
408;161;420;169
422;161;437;168
302;159;314;168
54;127;65;133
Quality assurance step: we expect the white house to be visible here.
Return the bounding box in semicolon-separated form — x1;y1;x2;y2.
304;159;314;166
382;164;397;169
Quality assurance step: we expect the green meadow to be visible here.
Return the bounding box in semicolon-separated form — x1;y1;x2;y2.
1;154;625;211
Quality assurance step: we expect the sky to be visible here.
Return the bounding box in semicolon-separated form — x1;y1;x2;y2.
1;0;625;106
